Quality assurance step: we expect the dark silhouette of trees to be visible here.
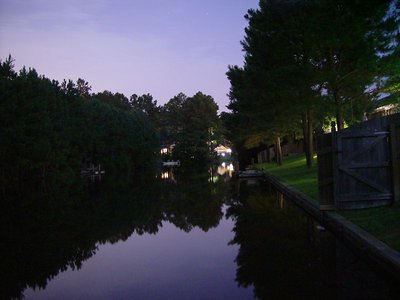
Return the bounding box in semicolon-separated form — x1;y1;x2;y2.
225;0;399;168
160;92;187;145
0;57;158;189
169;92;220;162
130;93;161;126
93;90;131;111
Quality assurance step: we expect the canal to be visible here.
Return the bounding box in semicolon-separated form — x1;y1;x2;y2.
1;164;398;299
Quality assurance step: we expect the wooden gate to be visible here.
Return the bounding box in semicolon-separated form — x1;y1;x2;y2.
317;113;400;210
335;126;392;209
391;121;400;203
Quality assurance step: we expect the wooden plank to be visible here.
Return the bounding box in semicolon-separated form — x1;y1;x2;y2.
317;128;335;210
338;193;392;202
317;147;333;155
318;177;333;186
391;123;400;203
320;204;335;210
344;134;386;163
337;199;392;210
338;167;390;193
347;162;390;169
339;131;389;139
332;122;339;209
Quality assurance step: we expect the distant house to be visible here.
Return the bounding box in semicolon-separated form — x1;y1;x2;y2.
370;104;400;118
368;94;400;119
160;143;175;155
214;145;232;157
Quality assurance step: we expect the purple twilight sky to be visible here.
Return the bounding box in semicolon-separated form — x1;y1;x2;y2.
0;0;259;112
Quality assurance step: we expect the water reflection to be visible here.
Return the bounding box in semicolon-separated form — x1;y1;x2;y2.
160;168;177;183
228;181;398;299
0;164;229;299
217;162;234;177
2;166;398;299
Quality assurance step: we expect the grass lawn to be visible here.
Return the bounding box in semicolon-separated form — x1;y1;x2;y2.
254;154;319;202
341;207;400;251
255;154;400;251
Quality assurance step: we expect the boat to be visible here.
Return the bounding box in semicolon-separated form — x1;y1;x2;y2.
237;169;265;178
162;160;181;167
80;164;105;176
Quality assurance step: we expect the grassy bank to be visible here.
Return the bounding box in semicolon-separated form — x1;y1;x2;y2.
255;154;319;201
255;154;400;251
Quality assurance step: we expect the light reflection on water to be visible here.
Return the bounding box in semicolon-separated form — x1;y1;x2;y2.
2;165;399;299
218;162;234;177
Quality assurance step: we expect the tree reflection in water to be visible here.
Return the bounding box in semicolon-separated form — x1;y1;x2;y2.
227;181;397;300
4;167;396;300
0;163;228;299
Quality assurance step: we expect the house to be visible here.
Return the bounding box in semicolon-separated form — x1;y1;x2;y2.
160;143;175;155
214;145;232;157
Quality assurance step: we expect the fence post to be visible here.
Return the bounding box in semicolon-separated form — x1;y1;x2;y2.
317;125;336;211
391;123;400;204
330;122;338;209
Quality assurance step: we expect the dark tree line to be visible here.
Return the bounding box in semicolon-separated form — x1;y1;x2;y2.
0;56;158;189
224;0;400;168
140;91;222;163
0;55;223;191
161;92;221;162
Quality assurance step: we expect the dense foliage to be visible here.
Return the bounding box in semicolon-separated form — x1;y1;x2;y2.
0;56;158;188
168;92;220;162
225;0;400;167
158;92;221;163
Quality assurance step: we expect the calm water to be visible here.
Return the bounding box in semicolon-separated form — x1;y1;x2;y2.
1;164;398;299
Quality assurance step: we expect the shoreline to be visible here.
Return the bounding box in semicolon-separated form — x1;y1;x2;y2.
264;172;400;283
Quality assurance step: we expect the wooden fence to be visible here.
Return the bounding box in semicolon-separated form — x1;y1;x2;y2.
317;113;400;210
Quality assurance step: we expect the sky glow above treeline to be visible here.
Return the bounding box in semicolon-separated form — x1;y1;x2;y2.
0;0;259;111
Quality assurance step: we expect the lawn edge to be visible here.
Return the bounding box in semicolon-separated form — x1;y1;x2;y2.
264;172;400;282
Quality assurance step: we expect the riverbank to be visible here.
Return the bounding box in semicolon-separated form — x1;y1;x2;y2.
255;154;400;281
255;154;400;252
262;172;400;283
256;156;400;281
256;154;319;201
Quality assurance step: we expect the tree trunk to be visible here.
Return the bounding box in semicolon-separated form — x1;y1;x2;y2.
275;136;282;166
302;111;314;168
333;88;344;130
302;112;308;156
336;109;344;131
306;110;314;168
